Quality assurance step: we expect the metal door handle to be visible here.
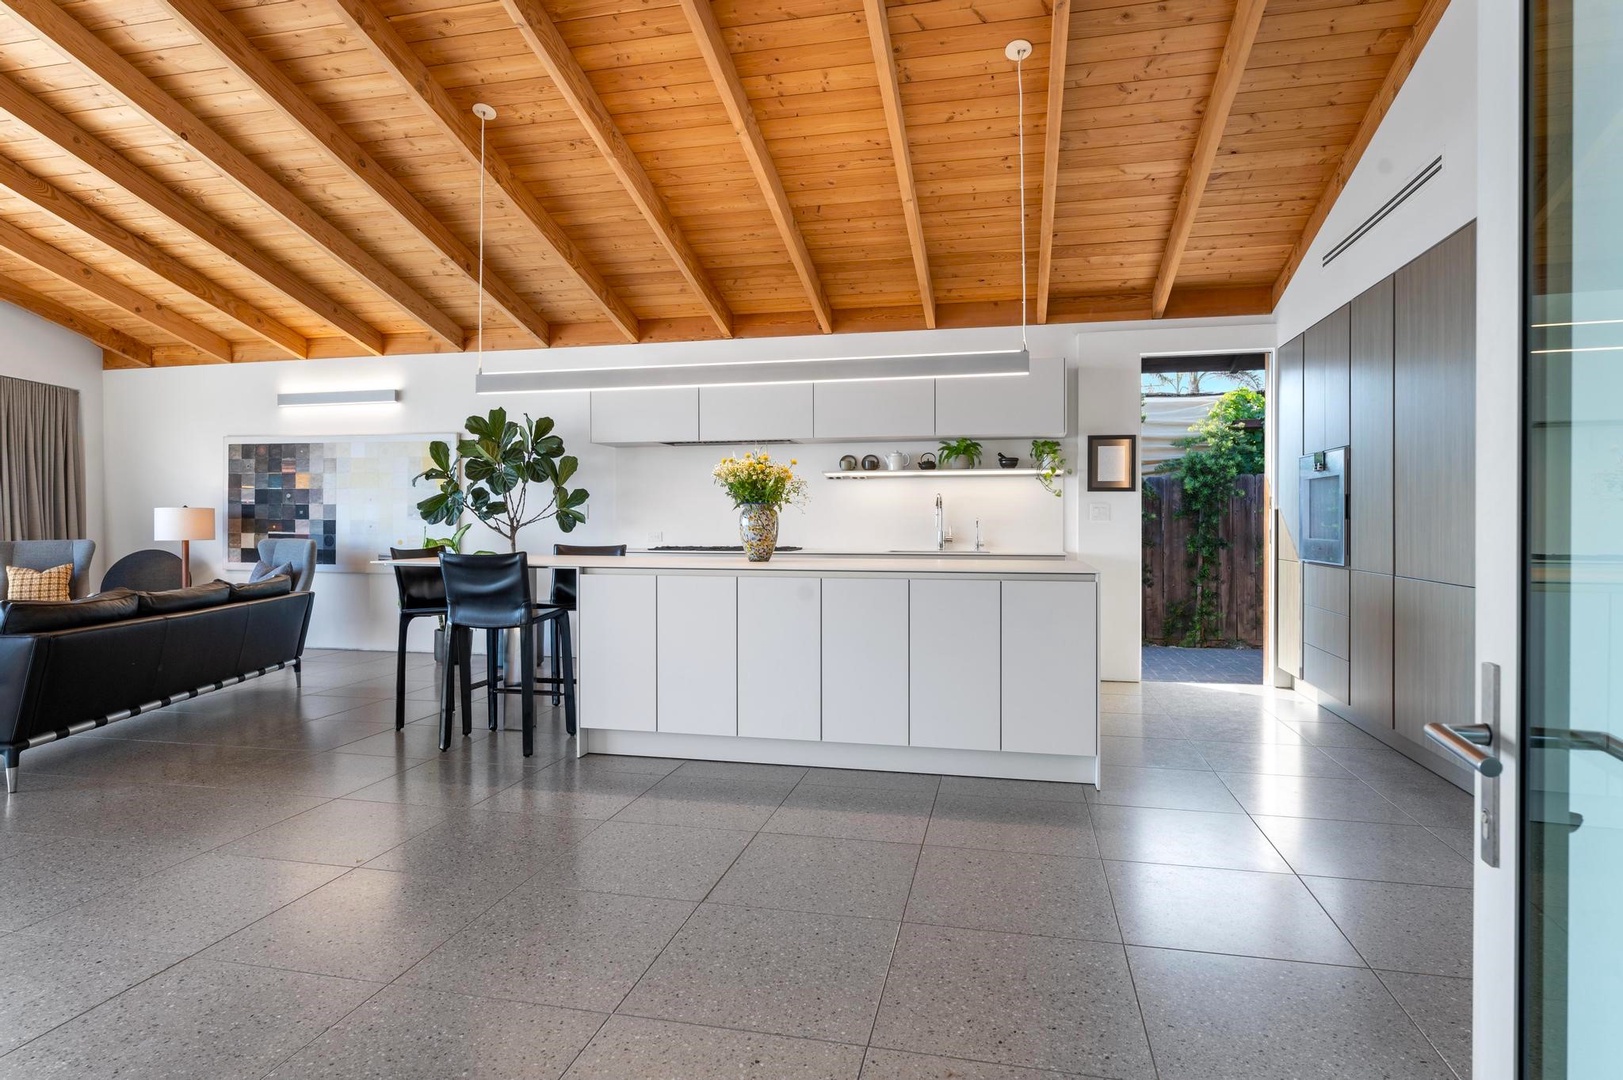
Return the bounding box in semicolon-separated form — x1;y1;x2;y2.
1424;722;1503;777
1531;726;1623;761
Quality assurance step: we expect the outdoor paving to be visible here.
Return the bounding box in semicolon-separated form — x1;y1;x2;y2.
1143;644;1264;684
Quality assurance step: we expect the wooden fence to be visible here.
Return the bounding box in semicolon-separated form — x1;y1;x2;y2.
1142;474;1265;647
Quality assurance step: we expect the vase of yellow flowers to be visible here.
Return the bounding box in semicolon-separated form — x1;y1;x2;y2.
713;451;807;561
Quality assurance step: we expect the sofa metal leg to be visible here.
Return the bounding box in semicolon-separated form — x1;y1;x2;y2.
4;748;18;794
293;656;303;688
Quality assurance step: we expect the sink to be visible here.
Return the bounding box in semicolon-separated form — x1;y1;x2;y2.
886;549;996;556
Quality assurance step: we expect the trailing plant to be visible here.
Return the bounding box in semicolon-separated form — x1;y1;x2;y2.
1030;438;1067;496
937;437;984;468
413;408;588;553
1150;388;1265;647
712;451;807;509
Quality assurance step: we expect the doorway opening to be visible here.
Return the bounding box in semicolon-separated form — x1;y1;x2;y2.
1140;351;1269;684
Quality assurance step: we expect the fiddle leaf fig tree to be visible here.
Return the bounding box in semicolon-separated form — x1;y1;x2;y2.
414;408;588;553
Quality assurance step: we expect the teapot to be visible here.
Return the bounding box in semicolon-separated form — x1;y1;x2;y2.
918;452;937;470
885;451;911;471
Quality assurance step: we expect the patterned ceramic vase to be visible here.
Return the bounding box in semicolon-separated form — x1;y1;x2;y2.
738;503;780;562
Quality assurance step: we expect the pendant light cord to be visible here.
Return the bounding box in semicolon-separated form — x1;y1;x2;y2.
477;112;487;372
1016;50;1027;351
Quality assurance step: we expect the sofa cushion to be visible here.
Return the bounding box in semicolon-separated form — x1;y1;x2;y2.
135;581;233;616
249;560;293;584
227;575;291;600
5;563;72;602
0;589;139;634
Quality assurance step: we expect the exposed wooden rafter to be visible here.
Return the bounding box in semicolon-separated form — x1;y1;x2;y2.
1035;0;1070;325
328;0;641;344
1151;0;1269;319
1271;0;1452;305
675;0;834;335
862;0;934;330
497;0;731;339
0;156;308;358
153;0;549;349
0;0;463;350
0;274;152;366
0;69;384;356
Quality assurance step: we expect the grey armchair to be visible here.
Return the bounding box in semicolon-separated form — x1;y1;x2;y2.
255;538;317;592
0;539;96;599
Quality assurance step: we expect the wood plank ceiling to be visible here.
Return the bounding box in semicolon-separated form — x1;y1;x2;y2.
0;0;1448;368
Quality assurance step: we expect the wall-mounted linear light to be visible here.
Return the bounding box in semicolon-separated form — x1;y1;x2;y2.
276;389;401;407
475;349;1029;394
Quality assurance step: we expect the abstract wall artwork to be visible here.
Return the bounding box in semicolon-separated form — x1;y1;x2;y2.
225;436;449;571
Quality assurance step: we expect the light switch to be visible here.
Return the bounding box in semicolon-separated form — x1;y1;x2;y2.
1088;503;1111;522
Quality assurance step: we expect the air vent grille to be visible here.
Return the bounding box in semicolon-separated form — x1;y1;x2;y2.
1321;155;1444;268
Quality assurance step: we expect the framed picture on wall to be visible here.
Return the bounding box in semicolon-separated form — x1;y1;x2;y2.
1087;435;1137;491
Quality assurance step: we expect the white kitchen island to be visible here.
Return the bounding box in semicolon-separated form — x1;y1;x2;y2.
542;552;1101;786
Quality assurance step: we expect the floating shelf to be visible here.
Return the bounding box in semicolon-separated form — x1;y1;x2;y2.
823;468;1047;479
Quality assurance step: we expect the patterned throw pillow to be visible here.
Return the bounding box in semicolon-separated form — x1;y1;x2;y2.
250;561;294;584
5;563;72;602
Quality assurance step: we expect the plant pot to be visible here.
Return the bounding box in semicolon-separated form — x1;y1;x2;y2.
433;626;448;665
944;456;974;470
738;503;780;562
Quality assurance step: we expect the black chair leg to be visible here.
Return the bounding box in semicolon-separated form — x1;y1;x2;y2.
520;621;536;757
551;619;562;706
395;614;410;730
458;628;475;738
558;612;577;736
486;629;501;731
439;624;456;752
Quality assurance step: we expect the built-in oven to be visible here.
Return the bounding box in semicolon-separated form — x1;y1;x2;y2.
1298;447;1348;566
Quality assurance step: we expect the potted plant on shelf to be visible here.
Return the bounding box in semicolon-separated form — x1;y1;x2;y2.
938;437;983;470
713;451;807;562
1031;438;1068;496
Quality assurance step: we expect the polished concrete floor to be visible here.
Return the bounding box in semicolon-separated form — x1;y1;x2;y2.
0;650;1473;1079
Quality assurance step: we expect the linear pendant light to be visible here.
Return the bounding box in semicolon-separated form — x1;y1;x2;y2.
475;43;1034;396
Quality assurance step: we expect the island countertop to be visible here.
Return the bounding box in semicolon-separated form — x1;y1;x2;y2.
383;552;1097;576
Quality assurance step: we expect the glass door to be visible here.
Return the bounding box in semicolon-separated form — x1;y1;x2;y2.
1522;0;1623;1074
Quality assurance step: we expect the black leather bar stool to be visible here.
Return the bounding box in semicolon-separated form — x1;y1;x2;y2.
390;546;447;731
546;543;626;704
439;553;575;757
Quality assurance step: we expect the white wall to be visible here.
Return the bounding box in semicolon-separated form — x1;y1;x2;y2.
0;301;107;576
1273;0;1478;344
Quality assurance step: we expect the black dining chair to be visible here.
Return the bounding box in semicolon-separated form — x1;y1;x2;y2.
390;547;448;731
439;553;575;758
545;543;626;704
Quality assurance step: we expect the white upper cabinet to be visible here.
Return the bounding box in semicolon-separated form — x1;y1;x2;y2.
699;384;814;443
590;388;699;445
813;379;935;440
934;355;1066;438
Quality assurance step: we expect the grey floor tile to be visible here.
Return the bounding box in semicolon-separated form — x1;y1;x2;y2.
796;768;940;793
332;721;489;762
189;750;407;799
860;1049;1094;1079
1253;816;1472;887
202;867;511;983
763;784;936;844
1129;947;1454;1080
1364;774;1475;831
1100;713;1195;740
612;776;791;831
22;853;346;958
265;985;606;1079
710;833;919;920
1176;715;1307;744
871;923;1153;1078
1428;826;1476;860
670;759;807;788
925;794;1098;858
1192;740;1352;778
0;835;196;932
1098;736;1210;770
1305;876;1473;978
1282;718;1389;749
537;819;753;901
345;751;547;808
0;782;328;853
364;808;599;890
1378;970;1473;1080
477;763;662;818
1217;772;1416;824
905;846;1118;942
937;776;1089;802
0;957;379;1080
1106;861;1360;965
618;902;896;1044
401;886;695;1013
568;754;686;777
1087;766;1245;812
0;937;180;1053
1318;746;1454;787
1090;805;1289;872
564;1015;864;1079
217;798;448;866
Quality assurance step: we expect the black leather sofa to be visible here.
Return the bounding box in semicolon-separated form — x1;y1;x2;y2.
0;578;313;792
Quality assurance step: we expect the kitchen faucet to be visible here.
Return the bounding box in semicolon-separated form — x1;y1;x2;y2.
935;493;951;551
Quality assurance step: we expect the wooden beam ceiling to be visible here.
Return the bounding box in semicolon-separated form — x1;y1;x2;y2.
863;0;936;331
676;0;834;335
0;274;152;366
1152;0;1269;319
1036;0;1071;326
328;0;641;344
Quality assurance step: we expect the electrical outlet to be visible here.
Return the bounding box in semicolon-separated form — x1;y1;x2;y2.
647;531;663;546
1088;502;1112;522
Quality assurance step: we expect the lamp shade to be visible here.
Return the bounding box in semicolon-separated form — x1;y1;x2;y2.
153;506;215;542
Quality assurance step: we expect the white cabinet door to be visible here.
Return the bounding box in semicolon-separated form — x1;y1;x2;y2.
590;388;699;444
738;575;821;741
656;575;736;735
813;379;934;439
909;578;1001;750
1001;579;1097;756
579;573;657;731
934;354;1066;438
700;384;814;442
822;577;909;745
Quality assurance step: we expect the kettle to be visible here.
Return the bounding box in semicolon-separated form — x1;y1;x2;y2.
885;451;911;471
918;452;937;470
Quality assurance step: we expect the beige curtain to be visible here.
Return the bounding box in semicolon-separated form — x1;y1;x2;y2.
0;375;86;541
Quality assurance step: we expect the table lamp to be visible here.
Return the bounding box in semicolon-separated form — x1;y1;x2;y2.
154;506;215;588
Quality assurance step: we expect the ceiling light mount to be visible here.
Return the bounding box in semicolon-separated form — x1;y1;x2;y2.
471;102;497;121
1005;39;1032;62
